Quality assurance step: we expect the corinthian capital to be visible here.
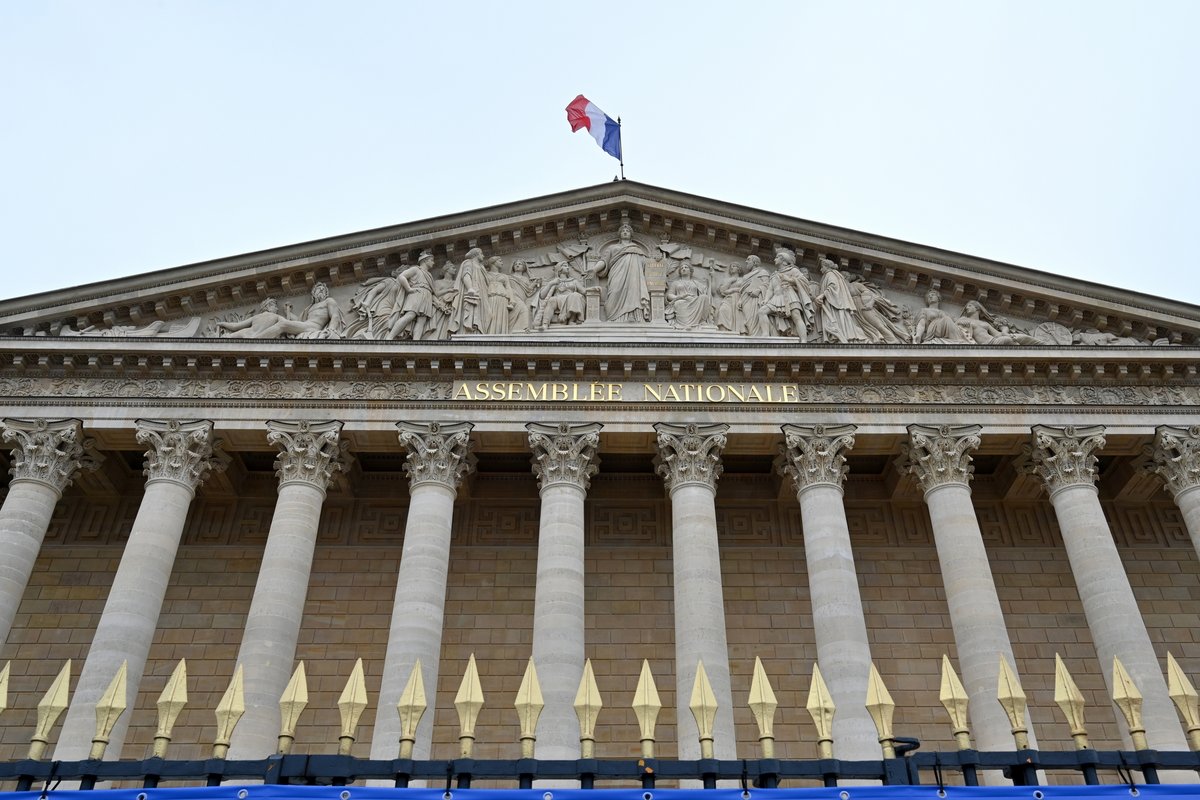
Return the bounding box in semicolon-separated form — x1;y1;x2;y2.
1;418;95;494
903;424;982;493
397;421;475;490
1026;424;1106;496
653;422;728;493
1149;425;1200;499
779;423;857;493
526;422;602;492
267;419;348;491
136;419;221;491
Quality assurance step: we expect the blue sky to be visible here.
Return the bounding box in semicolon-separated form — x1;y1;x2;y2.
2;1;1197;303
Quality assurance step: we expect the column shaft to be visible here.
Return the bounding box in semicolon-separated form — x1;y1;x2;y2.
229;480;327;757
55;478;196;759
1176;486;1200;556
530;481;586;759
0;481;62;647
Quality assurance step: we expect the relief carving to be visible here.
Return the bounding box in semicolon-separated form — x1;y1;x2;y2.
396;421;475;490
1026;424;1107;496
136;418;222;491
902;424;982;492
779;423;856;492
526;422;602;492
267;419;348;491
653;422;728;493
0;418;99;493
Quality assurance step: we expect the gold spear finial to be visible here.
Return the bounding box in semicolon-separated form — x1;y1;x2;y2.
1053;654;1089;749
938;655;971;750
574;658;602;758
397;660;426;759
90;660;129;760
337;658;368;756
153;659;188;758
1112;657;1148;750
0;662;10;717
748;656;778;759
806;663;836;759
454;654;484;758
997;655;1030;749
632;659;662;758
29;660;72;760
277;662;309;755
213;664;245;759
865;662;897;758
515;658;544;758
1167;652;1200;751
689;660;719;759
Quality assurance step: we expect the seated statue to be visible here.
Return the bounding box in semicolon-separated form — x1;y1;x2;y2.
664;264;712;329
913;290;968;344
217;283;344;339
534;264;586;329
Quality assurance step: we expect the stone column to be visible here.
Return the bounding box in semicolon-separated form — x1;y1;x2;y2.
0;418;91;648
229;420;347;758
780;424;879;761
371;422;474;761
526;422;601;760
1149;425;1200;559
654;422;736;759
904;424;1033;753
1030;425;1187;751
56;419;219;760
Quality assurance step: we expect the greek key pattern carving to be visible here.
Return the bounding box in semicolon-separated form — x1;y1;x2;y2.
779;423;857;492
459;501;539;545
903;424;982;492
587;500;666;545
1027;424;1107;496
653;422;728;493
267;419;348;490
526;422;602;492
0;417;94;493
136;418;221;491
396;421;475;490
715;504;779;545
1149;425;1200;498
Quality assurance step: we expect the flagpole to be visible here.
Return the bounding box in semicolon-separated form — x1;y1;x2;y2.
617;116;625;180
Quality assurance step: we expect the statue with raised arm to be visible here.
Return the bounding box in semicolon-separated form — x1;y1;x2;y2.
593;223;650;322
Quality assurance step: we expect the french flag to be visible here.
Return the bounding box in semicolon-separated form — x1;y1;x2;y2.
565;95;622;162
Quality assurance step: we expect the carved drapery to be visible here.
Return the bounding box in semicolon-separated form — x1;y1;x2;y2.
1149;425;1200;499
136;419;220;491
1027;424;1106;496
903;424;982;493
0;418;93;494
267;419;348;491
526;422;602;492
779;423;856;492
653;422;728;493
396;421;475;490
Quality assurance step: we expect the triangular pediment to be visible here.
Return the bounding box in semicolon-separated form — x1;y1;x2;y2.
1;181;1197;347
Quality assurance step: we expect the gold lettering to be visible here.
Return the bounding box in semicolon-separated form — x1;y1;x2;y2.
527;382;548;401
571;383;584;401
491;382;507;400
766;384;777;403
589;383;604;401
747;386;765;402
609;383;622;401
727;385;746;402
644;383;663;401
552;383;568;401
453;383;474;401
705;384;727;402
782;385;799;403
475;382;492;400
507;383;522;401
664;385;681;401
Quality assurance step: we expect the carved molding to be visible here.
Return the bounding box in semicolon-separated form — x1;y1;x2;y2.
0;417;98;494
136;418;221;491
653;422;728;494
1149;425;1200;499
396;421;475;491
903;423;982;493
267;419;348;491
779;423;857;493
526;422;602;493
1026;424;1107;496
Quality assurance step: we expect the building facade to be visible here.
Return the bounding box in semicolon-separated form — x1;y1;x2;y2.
0;183;1198;774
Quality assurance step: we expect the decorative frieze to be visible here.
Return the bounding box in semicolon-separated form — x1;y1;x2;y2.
0;418;95;494
1026;424;1107;496
1149;425;1200;498
779;424;857;492
526;422;602;492
903;424;982;492
136;419;221;491
653;422;728;493
267;419;348;491
396;421;475;490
